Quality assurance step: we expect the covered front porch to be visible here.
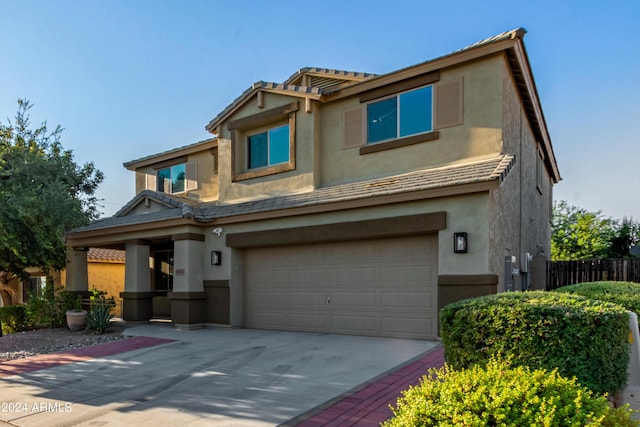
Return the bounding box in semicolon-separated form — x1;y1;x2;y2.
65;233;229;329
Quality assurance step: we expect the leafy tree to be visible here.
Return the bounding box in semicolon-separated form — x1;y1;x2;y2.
609;217;640;258
0;99;104;306
551;201;640;260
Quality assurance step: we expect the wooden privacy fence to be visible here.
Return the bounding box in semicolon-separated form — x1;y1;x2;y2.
546;258;640;290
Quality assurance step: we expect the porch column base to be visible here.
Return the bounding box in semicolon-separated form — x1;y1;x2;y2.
168;291;207;329
120;291;153;321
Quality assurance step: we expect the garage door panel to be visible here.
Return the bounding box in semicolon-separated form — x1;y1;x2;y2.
247;291;285;306
247;269;285;285
286;246;327;265
327;244;376;264
328;266;377;283
286;313;327;329
287;292;326;306
245;235;438;339
246;248;287;267
379;265;434;282
329;291;377;307
380;291;435;309
287;269;327;284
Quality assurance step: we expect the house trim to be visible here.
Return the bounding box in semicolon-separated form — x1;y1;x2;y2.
214;180;498;225
227;101;299;130
124;139;217;171
359;131;440;155
358;71;440;103
226;211;446;248
324;39;516;103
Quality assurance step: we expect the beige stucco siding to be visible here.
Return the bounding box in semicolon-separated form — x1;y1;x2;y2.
489;59;552;291
203;194;492;283
217;92;316;203
318;55;506;186
134;150;218;202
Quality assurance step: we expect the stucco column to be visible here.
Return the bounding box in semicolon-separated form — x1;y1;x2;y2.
169;234;206;329
65;247;89;292
120;240;152;321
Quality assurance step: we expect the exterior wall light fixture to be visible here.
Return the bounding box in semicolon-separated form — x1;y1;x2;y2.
453;232;468;253
211;251;222;265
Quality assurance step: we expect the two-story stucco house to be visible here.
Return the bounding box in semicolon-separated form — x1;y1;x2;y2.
65;28;560;340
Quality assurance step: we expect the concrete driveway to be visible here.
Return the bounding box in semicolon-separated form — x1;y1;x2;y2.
0;325;437;426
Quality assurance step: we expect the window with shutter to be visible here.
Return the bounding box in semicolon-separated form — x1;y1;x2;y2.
153;161;197;194
185;161;198;191
434;78;463;129
343;107;364;149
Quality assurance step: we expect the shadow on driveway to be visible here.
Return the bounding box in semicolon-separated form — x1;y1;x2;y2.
0;325;437;426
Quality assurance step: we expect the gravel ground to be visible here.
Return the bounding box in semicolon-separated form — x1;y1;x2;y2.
0;324;128;362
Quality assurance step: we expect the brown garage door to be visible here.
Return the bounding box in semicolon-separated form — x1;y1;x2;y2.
244;235;438;339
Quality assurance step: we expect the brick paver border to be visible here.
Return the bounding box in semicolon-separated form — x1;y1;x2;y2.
0;336;175;378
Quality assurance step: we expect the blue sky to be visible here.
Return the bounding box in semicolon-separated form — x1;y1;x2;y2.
1;0;639;220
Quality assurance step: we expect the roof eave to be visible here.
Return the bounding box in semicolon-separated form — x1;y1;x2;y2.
323;37;519;102
205;85;323;133
124;138;217;171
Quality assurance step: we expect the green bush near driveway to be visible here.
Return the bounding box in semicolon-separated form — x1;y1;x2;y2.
555;281;640;317
383;358;638;427
440;291;629;395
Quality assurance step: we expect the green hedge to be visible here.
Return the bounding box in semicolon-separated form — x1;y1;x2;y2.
555;281;640;315
0;305;27;334
440;291;630;395
383;358;638;427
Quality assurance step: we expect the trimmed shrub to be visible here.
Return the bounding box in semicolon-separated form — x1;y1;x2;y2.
555;281;640;316
0;305;28;334
440;291;629;395
383;359;638;427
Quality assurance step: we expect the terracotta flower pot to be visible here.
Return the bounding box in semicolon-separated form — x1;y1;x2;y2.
66;310;88;332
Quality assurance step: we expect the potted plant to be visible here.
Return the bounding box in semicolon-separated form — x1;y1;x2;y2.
65;295;87;332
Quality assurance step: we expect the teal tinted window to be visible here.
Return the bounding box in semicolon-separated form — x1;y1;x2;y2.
399;86;432;137
269;125;289;165
157;164;186;193
157;168;171;192
171;163;185;193
366;85;433;144
248;124;289;169
367;97;397;143
248;132;268;169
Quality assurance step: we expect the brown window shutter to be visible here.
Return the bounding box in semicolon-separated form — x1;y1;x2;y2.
434;78;463;129
343;106;364;149
185;161;198;191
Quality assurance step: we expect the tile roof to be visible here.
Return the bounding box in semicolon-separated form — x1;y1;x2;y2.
69;155;515;234
205;28;526;132
282;67;378;86
123;137;216;170
201;155;515;220
88;248;125;263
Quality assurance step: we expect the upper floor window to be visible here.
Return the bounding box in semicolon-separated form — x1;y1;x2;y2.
157;163;186;193
366;85;433;144
148;161;197;194
247;124;290;170
227;101;298;181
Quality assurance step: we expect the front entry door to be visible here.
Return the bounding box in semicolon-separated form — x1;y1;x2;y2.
152;249;173;318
